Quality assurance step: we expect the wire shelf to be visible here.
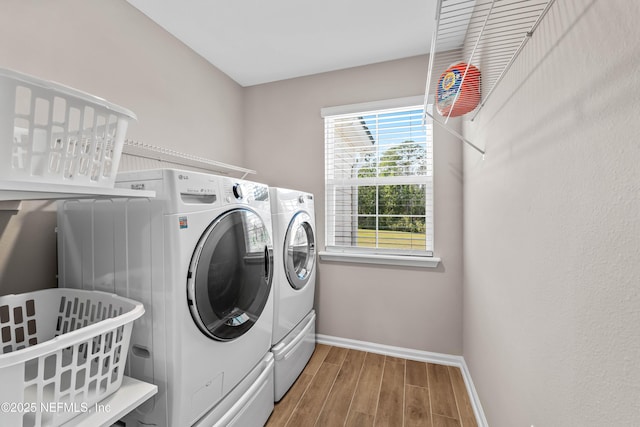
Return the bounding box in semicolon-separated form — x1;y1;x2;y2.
121;140;256;179
424;0;556;155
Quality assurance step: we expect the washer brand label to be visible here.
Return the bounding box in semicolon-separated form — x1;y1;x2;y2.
179;216;188;229
131;183;145;190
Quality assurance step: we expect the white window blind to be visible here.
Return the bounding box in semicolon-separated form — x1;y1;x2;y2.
324;99;434;256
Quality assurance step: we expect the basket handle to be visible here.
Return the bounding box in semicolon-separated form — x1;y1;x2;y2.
0;67;137;120
0;298;144;368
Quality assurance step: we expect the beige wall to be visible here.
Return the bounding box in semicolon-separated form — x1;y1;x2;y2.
0;3;466;357
0;0;244;294
244;56;464;355
0;0;244;164
463;0;640;425
0;201;57;294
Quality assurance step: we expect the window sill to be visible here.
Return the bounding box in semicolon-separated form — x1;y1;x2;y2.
318;251;441;268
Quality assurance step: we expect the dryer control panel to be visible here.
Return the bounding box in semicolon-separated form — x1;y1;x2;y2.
298;194;313;204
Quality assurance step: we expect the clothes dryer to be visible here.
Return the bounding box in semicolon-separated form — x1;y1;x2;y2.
57;169;275;426
269;187;317;401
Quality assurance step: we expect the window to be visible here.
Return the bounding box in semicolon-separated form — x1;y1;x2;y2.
323;96;434;259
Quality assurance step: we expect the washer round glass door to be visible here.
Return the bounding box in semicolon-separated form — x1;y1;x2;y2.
187;208;273;341
284;212;315;290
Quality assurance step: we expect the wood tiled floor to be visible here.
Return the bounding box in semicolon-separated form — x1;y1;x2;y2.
266;344;478;427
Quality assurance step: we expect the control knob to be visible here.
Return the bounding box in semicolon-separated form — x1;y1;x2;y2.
232;183;243;199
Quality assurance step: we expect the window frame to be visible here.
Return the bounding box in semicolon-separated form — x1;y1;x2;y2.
320;96;440;268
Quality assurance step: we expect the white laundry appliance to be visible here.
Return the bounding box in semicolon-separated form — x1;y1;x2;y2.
57;169;275;427
269;187;317;401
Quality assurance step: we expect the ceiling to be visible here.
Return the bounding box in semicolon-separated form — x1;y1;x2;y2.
127;0;436;87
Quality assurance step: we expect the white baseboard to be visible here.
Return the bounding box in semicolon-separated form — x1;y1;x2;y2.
457;357;489;427
316;334;488;427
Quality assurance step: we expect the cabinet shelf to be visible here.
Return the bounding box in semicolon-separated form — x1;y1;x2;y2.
0;180;156;201
60;376;157;427
424;0;556;155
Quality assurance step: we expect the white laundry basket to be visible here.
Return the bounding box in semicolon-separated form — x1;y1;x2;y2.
0;68;136;187
0;288;144;427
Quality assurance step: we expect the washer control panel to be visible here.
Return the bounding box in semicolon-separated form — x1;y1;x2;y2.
174;171;219;205
175;172;217;196
221;180;270;204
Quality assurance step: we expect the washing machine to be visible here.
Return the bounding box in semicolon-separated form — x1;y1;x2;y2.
57;169;275;427
269;187;317;401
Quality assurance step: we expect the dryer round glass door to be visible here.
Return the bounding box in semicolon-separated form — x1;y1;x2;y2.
187;208;273;341
284;211;315;290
